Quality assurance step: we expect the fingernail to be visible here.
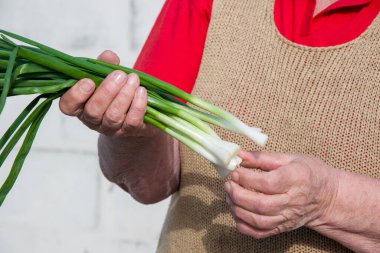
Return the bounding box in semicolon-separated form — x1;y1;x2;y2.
224;181;232;192
127;74;138;86
79;79;94;93
112;70;127;84
226;196;232;206
231;171;239;182
137;87;146;97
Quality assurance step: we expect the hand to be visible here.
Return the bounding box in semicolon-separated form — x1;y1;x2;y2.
59;50;158;137
224;151;339;239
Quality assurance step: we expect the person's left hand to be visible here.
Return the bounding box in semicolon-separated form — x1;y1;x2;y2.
224;151;339;239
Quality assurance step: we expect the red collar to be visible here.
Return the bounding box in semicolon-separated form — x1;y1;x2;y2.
274;0;380;46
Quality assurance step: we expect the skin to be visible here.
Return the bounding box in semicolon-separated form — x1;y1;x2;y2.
59;51;180;204
314;0;339;17
60;51;380;252
225;151;380;252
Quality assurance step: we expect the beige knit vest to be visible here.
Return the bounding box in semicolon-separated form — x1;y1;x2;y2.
157;0;380;252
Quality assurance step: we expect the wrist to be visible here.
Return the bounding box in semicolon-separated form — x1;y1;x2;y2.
98;129;179;204
306;167;341;230
102;123;162;144
305;169;380;252
98;128;167;177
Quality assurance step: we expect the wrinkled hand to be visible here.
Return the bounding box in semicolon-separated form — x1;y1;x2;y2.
224;151;338;239
59;50;157;137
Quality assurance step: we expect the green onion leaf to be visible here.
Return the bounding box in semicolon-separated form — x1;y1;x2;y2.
0;47;18;114
0;100;52;206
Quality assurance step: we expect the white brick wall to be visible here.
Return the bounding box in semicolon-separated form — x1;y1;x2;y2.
0;1;169;252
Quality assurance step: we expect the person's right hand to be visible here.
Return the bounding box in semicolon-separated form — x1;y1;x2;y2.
59;50;157;137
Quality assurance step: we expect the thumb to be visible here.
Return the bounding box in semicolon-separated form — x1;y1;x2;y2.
97;50;120;65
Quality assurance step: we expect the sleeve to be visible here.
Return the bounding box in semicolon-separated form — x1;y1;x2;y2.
133;0;213;94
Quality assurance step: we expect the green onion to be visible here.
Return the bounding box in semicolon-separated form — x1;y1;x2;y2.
0;30;268;206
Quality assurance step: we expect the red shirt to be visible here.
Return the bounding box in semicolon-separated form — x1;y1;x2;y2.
134;0;380;93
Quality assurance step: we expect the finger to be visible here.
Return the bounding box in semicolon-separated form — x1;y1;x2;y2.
225;180;289;215
227;196;285;230
122;86;147;132
59;78;96;116
97;50;120;65
82;70;127;126
231;167;295;194
239;150;292;171
235;217;280;239
102;74;140;133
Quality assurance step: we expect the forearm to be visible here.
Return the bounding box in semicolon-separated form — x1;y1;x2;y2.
98;131;180;204
309;169;380;252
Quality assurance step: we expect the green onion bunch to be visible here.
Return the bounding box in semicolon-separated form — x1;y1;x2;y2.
0;30;268;206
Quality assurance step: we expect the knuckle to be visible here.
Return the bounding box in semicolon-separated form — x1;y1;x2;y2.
299;170;312;184
263;175;280;192
83;106;102;125
101;82;117;96
261;180;273;193
84;103;99;118
104;108;123;126
132;104;147;115
252;215;271;230
125;117;142;128
126;111;145;127
254;198;268;214
268;174;281;187
85;96;102;113
264;199;277;213
119;84;136;98
281;194;290;207
293;165;311;185
250;214;261;227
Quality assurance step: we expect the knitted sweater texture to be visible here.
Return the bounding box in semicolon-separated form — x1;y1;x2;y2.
157;0;380;252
